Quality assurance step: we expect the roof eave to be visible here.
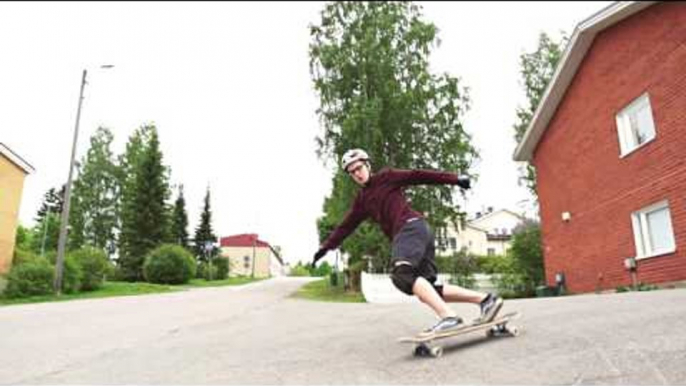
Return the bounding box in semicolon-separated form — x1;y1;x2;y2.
0;142;35;174
513;1;656;162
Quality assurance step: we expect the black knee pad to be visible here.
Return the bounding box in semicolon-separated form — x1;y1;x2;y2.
391;262;417;295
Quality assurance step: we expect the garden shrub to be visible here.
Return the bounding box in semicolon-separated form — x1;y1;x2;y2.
5;257;55;298
70;247;109;291
143;244;196;285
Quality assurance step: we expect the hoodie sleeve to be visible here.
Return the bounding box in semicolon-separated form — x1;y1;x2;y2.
385;168;460;186
320;194;368;251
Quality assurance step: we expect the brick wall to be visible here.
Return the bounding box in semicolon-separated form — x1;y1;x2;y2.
533;2;686;293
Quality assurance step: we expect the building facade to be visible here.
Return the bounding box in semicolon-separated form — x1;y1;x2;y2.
514;2;686;292
219;234;285;278
438;209;526;257
0;143;34;274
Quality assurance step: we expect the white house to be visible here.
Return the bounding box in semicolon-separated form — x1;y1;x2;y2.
439;208;527;257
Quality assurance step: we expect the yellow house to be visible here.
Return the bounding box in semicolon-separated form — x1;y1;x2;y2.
0;143;35;274
219;234;285;278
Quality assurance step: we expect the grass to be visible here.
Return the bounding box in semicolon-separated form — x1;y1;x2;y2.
291;278;366;303
0;276;267;307
184;276;266;288
0;281;181;306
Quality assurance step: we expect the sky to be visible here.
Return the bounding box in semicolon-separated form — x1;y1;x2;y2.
1;1;612;266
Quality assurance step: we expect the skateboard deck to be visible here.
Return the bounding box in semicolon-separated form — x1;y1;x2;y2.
398;311;522;358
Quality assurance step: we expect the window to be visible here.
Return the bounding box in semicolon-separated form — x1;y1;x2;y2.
616;93;657;157
631;201;676;259
244;255;250;269
449;238;457;251
487;248;496;256
436;237;447;252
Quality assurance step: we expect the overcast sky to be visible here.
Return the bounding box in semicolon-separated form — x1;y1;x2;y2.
1;1;612;266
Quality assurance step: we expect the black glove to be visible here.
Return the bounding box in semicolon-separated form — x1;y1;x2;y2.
312;248;327;269
457;174;471;190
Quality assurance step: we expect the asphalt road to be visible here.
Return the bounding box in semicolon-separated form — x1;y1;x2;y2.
1;276;685;385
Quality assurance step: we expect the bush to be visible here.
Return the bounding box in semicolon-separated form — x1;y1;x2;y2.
289;263;311;277
312;261;333;277
12;248;40;266
437;251;477;288
70;247;109;291
5;258;55;298
476;254;513;274
143;244;196;285
61;255;82;294
44;251;82;294
214;258;229;280
196;262;218;281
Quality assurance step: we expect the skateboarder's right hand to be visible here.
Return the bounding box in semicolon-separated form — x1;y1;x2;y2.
312;248;327;269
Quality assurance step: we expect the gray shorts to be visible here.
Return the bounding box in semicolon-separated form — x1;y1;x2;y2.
391;218;438;283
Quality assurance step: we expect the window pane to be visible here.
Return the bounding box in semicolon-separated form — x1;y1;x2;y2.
646;207;675;252
634;104;655;145
629;114;642;145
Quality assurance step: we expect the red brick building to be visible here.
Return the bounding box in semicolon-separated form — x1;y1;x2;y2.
514;2;686;293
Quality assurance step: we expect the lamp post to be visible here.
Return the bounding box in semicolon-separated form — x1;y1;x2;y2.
54;65;114;294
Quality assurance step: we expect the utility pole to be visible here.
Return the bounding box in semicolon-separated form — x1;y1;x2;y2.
54;65;114;294
54;69;87;294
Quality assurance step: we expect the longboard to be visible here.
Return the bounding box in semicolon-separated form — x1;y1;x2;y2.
398;311;522;358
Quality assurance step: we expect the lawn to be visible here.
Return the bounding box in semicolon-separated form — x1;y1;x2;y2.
0;276;267;306
291;278;365;303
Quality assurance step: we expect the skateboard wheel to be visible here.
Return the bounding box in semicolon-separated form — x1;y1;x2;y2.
414;344;431;357
509;325;520;337
431;346;443;358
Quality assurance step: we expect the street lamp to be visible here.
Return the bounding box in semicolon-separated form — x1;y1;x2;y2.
54;65;114;294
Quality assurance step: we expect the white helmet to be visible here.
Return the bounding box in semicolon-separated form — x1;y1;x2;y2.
341;148;370;172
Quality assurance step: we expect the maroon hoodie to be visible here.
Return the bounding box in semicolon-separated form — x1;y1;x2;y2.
320;168;463;251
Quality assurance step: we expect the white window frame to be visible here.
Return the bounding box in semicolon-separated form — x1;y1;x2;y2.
616;93;657;158
631;200;676;260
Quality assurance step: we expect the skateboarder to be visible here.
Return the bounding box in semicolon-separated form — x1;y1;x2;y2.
312;148;503;336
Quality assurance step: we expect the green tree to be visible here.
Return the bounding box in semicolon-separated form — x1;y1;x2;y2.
34;186;64;224
508;220;544;295
193;187;218;263
170;184;190;250
309;2;477;271
29;212;61;257
514;31;568;196
69;127;120;255
15;224;32;251
118;125;171;281
117;125;152;278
